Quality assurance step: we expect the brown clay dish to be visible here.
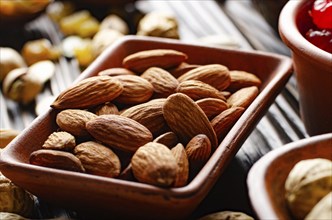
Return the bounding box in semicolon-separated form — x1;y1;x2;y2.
0;36;292;219
247;133;332;220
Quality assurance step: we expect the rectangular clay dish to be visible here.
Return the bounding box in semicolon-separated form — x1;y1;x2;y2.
0;36;293;220
247;133;332;220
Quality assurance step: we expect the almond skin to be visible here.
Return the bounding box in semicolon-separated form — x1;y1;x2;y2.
196;98;229;119
56;109;97;137
51;75;123;109
123;49;188;73
211;107;245;141
177;64;231;90
113;75;154;105
185;134;211;162
227;70;262;92
227;86;259;108
74;141;121;178
98;67;136;77
177;80;226;101
163;93;218;149
86;115;153;153
171;143;189;187
30;149;85;172
153;131;179;148
131;142;178;187
169;62;200;78
120;98;168;137
42;131;76;151
141;67;179;98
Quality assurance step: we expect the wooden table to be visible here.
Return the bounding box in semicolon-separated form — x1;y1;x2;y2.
0;0;309;219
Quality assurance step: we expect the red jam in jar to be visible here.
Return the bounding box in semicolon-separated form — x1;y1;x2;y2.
305;0;332;53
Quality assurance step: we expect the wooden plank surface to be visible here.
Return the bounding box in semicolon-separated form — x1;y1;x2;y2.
0;0;309;219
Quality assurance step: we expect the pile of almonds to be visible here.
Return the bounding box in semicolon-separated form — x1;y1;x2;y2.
29;49;261;188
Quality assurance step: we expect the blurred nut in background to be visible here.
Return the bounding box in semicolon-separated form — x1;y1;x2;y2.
59;10;100;38
92;29;124;57
2;60;55;104
100;14;129;35
46;0;75;23
137;11;180;39
285;158;332;220
0;172;35;218
0;212;27;220
21;39;60;66
0;47;26;82
198;211;254;220
305;192;332;220
0;129;20;149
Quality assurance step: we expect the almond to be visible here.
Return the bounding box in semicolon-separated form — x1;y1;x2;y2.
153;131;179;148
74;141;121;178
227;70;261;92
131;142;178;187
171;143;189;187
227;86;259;108
93;102;119;115
169;62;200;78
176;80;226;101
196;98;229;119
211;107;245;141
30;149;85;172
56;109;97;137
185;134;211;179
141;67;178;98
51;75;123;109
177;64;231;90
113;75;154;105
42;131;76;151
98;67;135;76
86;115;153;153
123;49;188;73
120;98;168;137
163;93;218;148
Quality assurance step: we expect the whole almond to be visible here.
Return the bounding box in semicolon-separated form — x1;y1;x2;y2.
30;149;85;172
51;75;123;109
169;62;200;78
185;134;211;162
56;109;97;137
113;75;154;105
227;70;262;92
163;93;218;148
74;141;121;178
98;67;135;76
131;142;178;187
227;86;259;108
94;102;119;115
177;80;226;101
196;98;229;119
123;49;188;73
211;107;245;141
86;115;153;152
141;67;178;98
42;131;76;151
186;134;211;180
177;64;231;90
121;98;168;137
171;143;189;187
153;131;179;148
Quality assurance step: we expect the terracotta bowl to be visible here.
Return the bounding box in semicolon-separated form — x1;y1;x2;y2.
0;36;292;220
247;133;332;220
279;0;332;136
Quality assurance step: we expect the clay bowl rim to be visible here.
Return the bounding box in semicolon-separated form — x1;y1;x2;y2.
247;132;332;220
278;0;332;70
